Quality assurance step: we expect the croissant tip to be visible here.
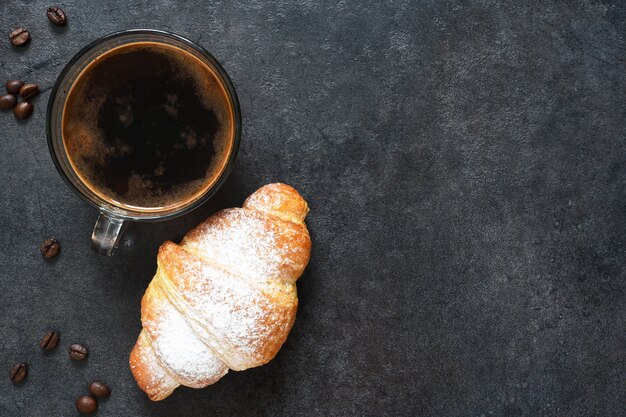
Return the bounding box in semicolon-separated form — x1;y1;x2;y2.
244;183;309;224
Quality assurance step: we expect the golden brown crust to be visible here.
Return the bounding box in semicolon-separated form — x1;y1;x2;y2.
182;207;311;284
158;241;298;367
243;183;310;224
129;183;311;400
129;330;179;401
139;274;229;388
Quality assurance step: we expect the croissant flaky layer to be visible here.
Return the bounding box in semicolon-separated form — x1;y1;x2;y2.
130;183;311;401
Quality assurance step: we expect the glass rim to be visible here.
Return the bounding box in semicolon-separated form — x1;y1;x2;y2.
46;29;242;222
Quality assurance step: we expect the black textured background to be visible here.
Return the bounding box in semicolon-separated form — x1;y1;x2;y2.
0;1;624;416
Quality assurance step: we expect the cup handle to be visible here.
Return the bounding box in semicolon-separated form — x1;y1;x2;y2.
91;212;127;256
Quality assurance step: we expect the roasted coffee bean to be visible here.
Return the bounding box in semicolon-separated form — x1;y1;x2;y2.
0;94;17;110
9;362;27;383
68;343;88;360
5;80;24;94
89;380;111;398
40;238;60;259
9;28;30;46
40;331;60;351
19;83;39;100
13;101;33;120
76;395;97;414
47;6;67;26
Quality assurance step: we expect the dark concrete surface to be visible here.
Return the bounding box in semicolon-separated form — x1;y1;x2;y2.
1;1;624;416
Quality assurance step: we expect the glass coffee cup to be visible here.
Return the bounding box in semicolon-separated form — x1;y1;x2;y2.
47;29;241;255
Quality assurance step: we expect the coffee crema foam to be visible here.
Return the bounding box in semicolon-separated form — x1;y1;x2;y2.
62;42;234;210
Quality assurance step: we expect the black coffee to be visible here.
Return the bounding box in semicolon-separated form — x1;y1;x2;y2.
63;42;233;209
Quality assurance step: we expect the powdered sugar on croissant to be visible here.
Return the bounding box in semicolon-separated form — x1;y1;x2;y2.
130;183;311;400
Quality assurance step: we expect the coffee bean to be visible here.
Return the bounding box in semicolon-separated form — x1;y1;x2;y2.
19;83;39;100
5;80;24;94
68;343;88;360
9;362;27;383
89;380;111;398
76;395;97;414
9;28;30;46
47;6;67;26
13;101;33;120
40;238;60;259
40;331;60;351
0;94;17;110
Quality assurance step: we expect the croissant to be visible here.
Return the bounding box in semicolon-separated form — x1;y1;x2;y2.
129;183;311;401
